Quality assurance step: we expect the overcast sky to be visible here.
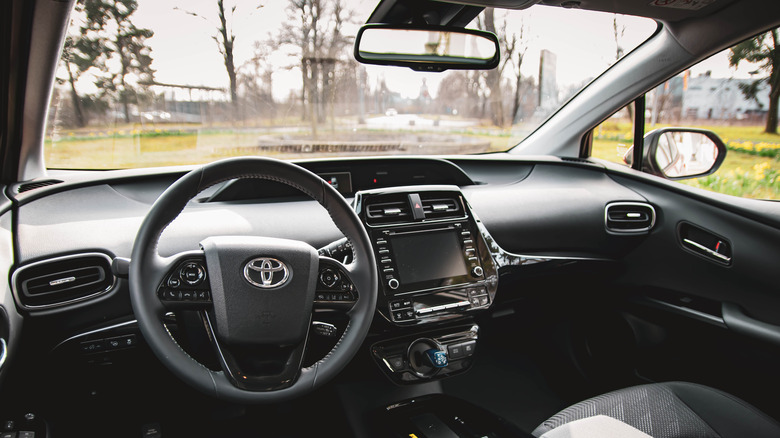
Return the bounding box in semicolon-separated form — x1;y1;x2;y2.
64;0;759;102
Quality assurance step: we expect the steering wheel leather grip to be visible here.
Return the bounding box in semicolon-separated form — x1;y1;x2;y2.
129;157;377;403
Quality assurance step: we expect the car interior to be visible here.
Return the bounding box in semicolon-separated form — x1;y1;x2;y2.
2;0;780;437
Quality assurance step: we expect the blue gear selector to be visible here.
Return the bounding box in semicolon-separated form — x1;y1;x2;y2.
424;348;448;368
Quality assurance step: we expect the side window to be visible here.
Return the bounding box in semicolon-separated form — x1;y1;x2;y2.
643;32;780;200
592;104;635;166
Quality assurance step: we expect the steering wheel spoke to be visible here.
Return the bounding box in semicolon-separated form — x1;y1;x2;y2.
313;256;358;311
200;311;308;391
155;251;213;311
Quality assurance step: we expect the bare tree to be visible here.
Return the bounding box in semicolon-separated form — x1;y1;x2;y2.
177;1;262;111
500;16;530;124
280;0;354;136
483;8;506;127
238;41;275;121
613;14;634;121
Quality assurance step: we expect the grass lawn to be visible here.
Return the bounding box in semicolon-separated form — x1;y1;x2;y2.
44;122;779;200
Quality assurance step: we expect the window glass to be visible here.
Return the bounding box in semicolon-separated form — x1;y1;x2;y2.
591;103;634;166
644;31;780;200
44;1;655;169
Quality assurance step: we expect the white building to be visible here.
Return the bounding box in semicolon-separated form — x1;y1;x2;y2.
681;72;769;120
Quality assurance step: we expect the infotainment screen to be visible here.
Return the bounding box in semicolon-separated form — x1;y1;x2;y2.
392;230;468;284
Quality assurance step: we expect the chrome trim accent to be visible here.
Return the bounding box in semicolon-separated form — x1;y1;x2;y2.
475;220;609;268
51;313;174;352
682;238;732;263
11;252;117;311
49;276;76;286
243;257;290;289
0;338;7;371
381;357;395;372
604;202;656;235
52;318;138;351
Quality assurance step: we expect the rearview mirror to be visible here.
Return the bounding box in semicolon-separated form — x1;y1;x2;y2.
354;24;500;72
623;128;727;180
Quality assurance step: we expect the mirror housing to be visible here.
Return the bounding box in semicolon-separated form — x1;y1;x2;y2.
354;24;500;72
623;128;727;180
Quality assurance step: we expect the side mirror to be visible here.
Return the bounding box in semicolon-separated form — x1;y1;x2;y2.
623;128;727;180
354;24;500;72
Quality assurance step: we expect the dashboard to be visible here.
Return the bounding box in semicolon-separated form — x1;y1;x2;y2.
4;155;666;386
5;152;780;414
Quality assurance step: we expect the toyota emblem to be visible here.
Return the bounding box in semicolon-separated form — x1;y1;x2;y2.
243;257;290;289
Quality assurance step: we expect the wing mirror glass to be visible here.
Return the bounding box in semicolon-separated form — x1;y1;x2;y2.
623;128;727;180
354;24;500;72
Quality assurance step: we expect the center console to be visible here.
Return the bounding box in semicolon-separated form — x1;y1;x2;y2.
353;185;498;326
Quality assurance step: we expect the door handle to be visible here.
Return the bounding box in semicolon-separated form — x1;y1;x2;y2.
682;238;732;263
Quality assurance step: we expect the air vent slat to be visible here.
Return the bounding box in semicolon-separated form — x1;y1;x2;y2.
13;254;115;309
420;197;461;219
605;202;655;234
365;200;411;224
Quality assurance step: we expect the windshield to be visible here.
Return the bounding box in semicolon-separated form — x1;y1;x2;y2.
44;0;656;169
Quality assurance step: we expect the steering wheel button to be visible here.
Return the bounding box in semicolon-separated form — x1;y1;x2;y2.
167;277;181;288
180;262;206;286
162;290;179;301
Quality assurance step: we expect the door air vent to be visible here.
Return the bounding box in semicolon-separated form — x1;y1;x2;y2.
421;197;461;219
365;201;411;225
13;253;115;309
605;202;655;234
17;179;63;193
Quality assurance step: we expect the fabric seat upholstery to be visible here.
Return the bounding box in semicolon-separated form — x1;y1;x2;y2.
532;382;780;438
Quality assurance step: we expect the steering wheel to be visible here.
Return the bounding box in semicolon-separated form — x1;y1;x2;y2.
129;157;377;403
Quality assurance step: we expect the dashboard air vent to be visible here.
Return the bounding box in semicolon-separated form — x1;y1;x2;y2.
421;197;461;219
17;179;63;193
605;202;655;234
13;253;115;309
366;201;411;224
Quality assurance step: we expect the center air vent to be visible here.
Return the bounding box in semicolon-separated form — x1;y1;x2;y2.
421;197;461;219
605;202;655;234
366;201;411;224
13;253;115;309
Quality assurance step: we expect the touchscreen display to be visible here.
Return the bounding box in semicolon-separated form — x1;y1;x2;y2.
392;230;468;284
